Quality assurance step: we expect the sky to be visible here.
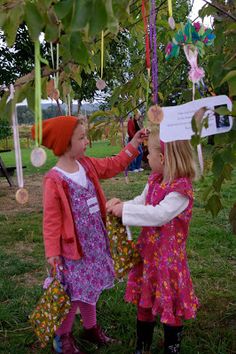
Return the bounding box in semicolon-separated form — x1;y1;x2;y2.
189;0;212;26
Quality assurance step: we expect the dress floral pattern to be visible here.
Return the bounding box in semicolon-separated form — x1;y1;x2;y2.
125;173;199;325
56;172;115;304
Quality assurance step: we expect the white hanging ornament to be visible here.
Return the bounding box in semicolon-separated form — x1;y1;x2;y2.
31;147;47;167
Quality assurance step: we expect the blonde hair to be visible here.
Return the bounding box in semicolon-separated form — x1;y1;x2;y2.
148;129;197;182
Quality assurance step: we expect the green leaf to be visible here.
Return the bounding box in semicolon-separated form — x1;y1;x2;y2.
25;2;45;40
228;77;236;97
89;0;108;36
205;194;223;217
71;0;92;30
54;0;74;19
214;106;232;116
45;22;59;42
3;6;24;46
70;32;89;65
220;70;236;86
212;154;224;177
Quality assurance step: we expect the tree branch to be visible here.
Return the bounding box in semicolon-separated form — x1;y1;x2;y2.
202;0;236;22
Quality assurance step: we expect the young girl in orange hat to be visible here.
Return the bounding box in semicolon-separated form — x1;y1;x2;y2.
31;116;148;354
107;129;199;354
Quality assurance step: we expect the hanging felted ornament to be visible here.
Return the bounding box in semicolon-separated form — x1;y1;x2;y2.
148;0;164;125
167;0;175;29
31;40;47;167
96;31;106;90
165;21;216;174
8;84;29;204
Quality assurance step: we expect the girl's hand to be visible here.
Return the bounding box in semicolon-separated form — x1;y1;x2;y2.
130;128;150;149
109;202;124;218
47;256;61;267
106;198;121;212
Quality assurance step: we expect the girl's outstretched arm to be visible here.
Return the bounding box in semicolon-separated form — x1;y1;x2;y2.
122;192;189;227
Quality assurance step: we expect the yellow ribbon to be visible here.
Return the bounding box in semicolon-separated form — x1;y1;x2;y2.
34;40;42;146
101;30;104;79
168;0;172;17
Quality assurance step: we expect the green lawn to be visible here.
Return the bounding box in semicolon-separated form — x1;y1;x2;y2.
0;143;235;353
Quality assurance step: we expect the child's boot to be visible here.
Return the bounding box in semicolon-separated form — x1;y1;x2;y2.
80;324;116;346
163;324;183;354
53;333;86;354
135;320;155;354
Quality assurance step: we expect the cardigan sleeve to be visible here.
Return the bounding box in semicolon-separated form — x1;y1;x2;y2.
88;142;139;179
43;177;63;258
122;192;189;227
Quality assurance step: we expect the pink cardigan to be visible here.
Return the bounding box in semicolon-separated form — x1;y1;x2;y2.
43;143;139;260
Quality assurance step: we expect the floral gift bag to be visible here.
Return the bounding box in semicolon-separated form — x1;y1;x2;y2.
107;214;141;279
29;276;71;347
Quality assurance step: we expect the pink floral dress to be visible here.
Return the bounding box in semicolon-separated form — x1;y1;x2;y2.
55;172;115;304
125;173;199;325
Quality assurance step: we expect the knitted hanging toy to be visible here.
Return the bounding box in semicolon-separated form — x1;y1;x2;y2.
107;214;141;279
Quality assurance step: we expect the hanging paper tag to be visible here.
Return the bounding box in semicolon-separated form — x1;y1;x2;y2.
31;147;47;167
15;188;29;204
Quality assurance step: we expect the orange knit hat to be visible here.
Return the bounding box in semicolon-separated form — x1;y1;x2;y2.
31;116;79;156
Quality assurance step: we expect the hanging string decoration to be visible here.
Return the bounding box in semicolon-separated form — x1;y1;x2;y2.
96;31;106;90
31;40;47;168
8;84;29;204
147;0;164;125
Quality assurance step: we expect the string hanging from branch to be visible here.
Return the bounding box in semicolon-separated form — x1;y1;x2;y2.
141;0;151;116
167;0;175;29
8;84;29;204
96;31;106;90
31;39;47;168
147;0;164;125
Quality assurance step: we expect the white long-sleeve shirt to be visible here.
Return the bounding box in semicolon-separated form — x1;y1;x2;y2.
122;183;189;227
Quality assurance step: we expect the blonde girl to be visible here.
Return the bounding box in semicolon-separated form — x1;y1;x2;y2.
107;129;199;354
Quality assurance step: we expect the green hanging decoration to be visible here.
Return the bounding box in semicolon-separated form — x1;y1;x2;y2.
30;39;47;168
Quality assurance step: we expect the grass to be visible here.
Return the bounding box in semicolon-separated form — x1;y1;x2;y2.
0;143;236;353
0;140;121;175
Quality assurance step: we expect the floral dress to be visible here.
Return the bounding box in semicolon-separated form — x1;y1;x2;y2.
125;173;199;325
56;172;115;304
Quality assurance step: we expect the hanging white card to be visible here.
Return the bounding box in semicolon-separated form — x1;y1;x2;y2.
160;95;233;142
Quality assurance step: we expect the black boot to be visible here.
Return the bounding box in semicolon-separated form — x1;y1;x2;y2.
163;324;183;354
135;319;155;354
